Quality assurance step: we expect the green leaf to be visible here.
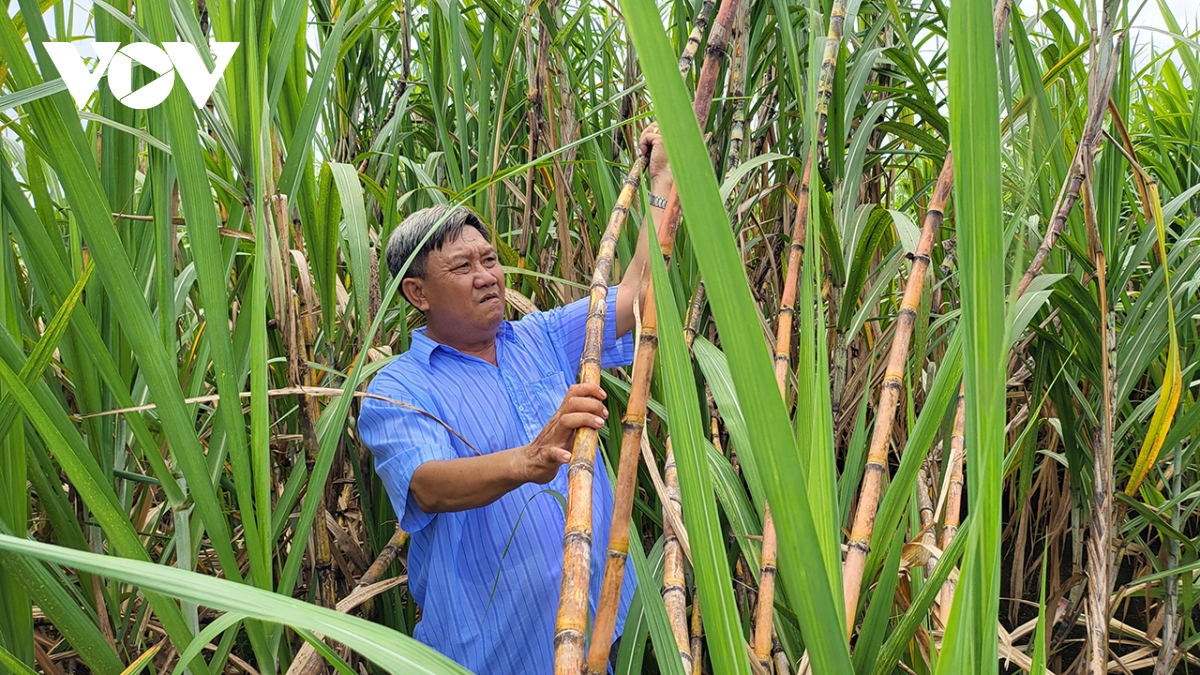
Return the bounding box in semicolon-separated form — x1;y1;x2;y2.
0;534;470;675
936;0;1006;668
648;221;750;675
621;0;853;670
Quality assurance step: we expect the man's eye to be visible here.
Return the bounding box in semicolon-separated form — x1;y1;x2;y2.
456;263;470;272
484;256;498;266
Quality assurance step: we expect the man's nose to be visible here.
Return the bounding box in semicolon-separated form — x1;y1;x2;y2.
472;264;497;287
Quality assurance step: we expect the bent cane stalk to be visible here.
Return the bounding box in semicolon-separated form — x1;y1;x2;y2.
841;0;1018;632
1013;29;1121;298
554;156;647;673
581;0;742;670
841;155;954;634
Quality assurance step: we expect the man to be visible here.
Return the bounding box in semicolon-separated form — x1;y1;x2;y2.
358;124;673;674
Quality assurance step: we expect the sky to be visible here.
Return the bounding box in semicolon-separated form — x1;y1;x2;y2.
11;0;1200;44
4;0;1198;94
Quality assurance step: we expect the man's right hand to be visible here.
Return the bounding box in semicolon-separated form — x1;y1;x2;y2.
516;383;609;484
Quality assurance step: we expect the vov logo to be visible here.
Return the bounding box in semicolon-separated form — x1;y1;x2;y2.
44;42;239;110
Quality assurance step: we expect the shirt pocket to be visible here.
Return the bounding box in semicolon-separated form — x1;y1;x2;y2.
523;369;569;429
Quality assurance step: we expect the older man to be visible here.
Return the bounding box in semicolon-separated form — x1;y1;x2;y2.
358;125;672;674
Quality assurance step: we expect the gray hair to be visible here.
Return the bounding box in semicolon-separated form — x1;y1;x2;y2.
385;204;491;295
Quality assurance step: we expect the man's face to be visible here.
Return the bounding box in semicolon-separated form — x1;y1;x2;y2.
404;227;506;338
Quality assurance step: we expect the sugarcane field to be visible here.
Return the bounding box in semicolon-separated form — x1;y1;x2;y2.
2;0;1200;672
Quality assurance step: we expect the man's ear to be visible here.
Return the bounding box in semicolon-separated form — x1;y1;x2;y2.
402;277;431;312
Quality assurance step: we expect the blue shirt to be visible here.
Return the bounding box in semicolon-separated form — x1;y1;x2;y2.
358;286;637;675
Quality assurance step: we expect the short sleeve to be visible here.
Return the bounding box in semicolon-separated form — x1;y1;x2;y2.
358;373;455;533
520;286;634;375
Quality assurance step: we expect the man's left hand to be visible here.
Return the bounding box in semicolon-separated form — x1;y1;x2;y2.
639;123;673;194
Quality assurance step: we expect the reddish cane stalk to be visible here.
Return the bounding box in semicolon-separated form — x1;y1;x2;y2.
554;157;647;673
573;0;742;670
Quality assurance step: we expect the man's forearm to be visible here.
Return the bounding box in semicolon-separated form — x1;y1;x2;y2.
409;449;525;513
616;177;675;336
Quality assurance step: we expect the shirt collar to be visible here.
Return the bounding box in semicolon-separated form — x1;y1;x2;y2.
409;321;515;367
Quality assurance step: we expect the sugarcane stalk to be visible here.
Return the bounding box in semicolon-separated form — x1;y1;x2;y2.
753;66;778;157
772;636;791;675
755;0;849;656
286;528;410;675
772;155;814;390
936;10;1123;638
751;505;777;670
936;387;966;624
663;447;696;672
554;156;647;673
683;281;707;349
917;462;939;581
840;156;954;634
519;8;551;262
678;0;716;76
1085;176;1116;675
691;588;705;675
771;0;846;388
931;5;1118;638
725;0;750;172
579;178;652;671
1013;28;1120;298
579;0;742;668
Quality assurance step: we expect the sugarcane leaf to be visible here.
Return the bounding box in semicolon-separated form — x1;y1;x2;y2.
0;261;92;440
0;643;38;675
871;516;971;675
1029;539;1049;675
329;163;373;339
117;644;162;675
628;533;688;675
936;0;1006;667
621;0;853;669
693;336;766;514
296;628;360;675
169;613;246;675
0;518;123;675
0;79;67;112
888;209;921;255
851;526;905;674
1126;182;1183;496
648;220;750;675
0;534;470;674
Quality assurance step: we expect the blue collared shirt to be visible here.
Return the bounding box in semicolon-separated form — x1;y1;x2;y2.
358;286;637;674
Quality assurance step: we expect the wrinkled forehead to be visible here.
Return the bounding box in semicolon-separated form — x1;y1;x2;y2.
433;226;495;260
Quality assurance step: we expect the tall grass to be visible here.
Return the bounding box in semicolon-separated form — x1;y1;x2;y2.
0;0;1198;673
